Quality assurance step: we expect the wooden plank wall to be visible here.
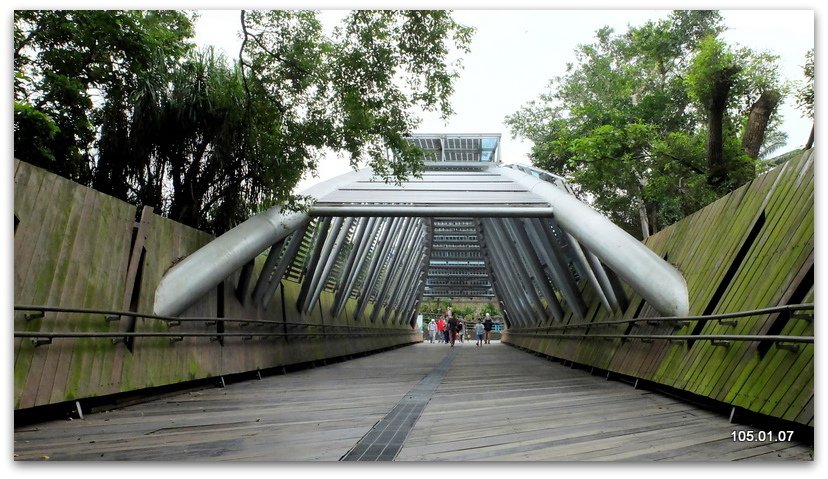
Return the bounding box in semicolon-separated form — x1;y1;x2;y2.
13;160;418;411
503;149;815;427
13;162;135;408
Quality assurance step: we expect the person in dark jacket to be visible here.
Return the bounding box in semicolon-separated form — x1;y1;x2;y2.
483;313;494;344
447;316;459;347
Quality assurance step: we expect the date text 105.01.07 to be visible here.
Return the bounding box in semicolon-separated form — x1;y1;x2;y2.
731;430;794;442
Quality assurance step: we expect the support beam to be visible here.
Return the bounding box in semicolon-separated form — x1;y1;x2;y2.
354;217;402;320
310;205;553;218
584;247;621;312
481;220;537;327
330;217;369;294
495;166;689;317
332;218;378;317
526;218;587;320
250;240;286;306
304;217;354;313
504;218;566;322
485;218;548;325
333;217;385;318
235;259;255;304
479;221;528;327
154;168;372;317
369;219;419;322
296;217;332;312
258;225;308;308
552;220;614;312
387;237;426;311
389;253;426;323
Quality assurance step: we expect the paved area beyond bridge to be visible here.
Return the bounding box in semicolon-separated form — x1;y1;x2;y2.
14;342;812;461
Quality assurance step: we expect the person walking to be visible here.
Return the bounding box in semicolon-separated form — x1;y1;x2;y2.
447;315;459;347
427;319;437;343
474;318;485;347
483;313;494;344
458;318;465;343
437;316;448;343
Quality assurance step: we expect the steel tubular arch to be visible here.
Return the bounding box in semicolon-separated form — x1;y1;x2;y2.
154;168;374;317
370;218;420;322
258;224;309;308
485;218;547;326
333;217;386;318
525;218;588;319
479;221;531;328
504;217;566;322
480;219;535;328
496;165;689;317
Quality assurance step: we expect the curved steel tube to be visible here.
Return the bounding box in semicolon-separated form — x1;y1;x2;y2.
495;166;689;317
154;168;373;317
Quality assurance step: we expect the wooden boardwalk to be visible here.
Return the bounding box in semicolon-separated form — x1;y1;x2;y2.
13;342;813;462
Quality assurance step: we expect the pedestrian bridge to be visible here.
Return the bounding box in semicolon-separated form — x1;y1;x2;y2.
13;341;813;461
13;135;814;461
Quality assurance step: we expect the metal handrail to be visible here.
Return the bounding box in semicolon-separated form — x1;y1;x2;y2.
13;304;418;345
13;304;405;330
517;303;814;332
505;332;813;343
15;304;286;327
14;330;415;339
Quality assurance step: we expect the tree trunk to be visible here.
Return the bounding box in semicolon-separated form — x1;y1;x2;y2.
742;90;781;159
706;66;740;187
636;194;649;240
634;175;649;240
648;203;658;236
804;122;814;150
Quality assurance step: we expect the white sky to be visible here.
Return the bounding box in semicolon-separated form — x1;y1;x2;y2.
191;7;814;192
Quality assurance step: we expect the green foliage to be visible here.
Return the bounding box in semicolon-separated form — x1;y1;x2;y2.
685;35;740;107
796;49;814;119
13;100;59;170
14;10;195;189
453;305;475;319
419;300;501;320
479;302;500;318
507;10;787;237
14;9;473;234
419;298;453;316
239;9;473;193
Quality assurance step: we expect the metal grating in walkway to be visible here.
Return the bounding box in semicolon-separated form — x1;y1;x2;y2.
340;348;458;461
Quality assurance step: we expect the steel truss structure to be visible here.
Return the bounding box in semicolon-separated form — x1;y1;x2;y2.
154;134;689;328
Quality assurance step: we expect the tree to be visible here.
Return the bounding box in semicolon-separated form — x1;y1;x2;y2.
13;101;59;168
14;10;473;234
14;10;195;189
239;10;473;188
507;12;724;238
796;49;814;149
685;35;743;187
507;10;786;239
479;302;500;318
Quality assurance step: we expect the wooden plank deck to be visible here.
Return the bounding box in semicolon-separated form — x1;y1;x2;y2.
13;342;813;462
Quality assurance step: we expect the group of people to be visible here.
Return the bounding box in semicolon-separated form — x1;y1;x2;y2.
427;308;495;347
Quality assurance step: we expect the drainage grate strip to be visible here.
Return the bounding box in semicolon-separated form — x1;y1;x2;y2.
340;348;458;461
